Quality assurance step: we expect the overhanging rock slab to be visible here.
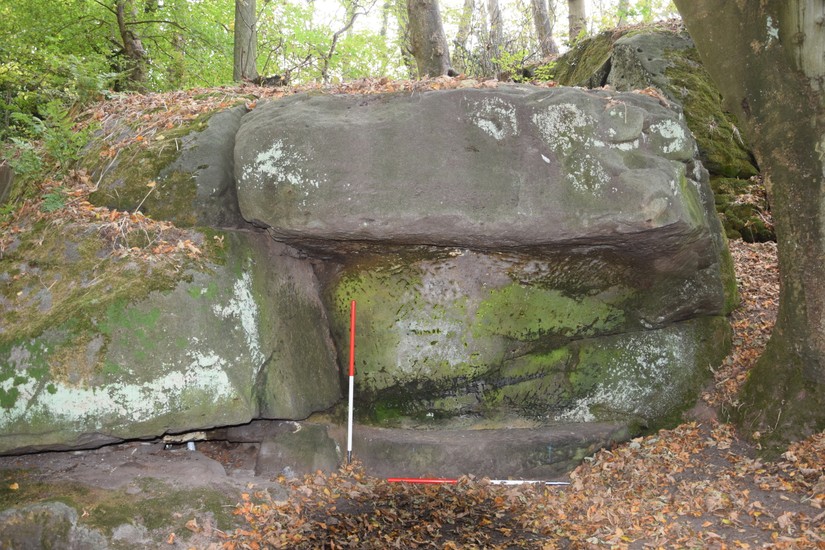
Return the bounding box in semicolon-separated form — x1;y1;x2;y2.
234;85;733;433
236;85;707;256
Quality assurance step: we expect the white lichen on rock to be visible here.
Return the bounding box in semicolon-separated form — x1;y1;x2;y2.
531;103;614;194
647;119;692;159
240;139;326;196
467;96;519;141
212;271;264;364
555;329;689;423
532;103;591;154
0;358;235;428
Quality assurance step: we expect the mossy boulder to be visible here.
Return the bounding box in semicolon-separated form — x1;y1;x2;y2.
0;228;340;454
235;86;734;433
323;249;730;429
87;105;247;229
545;25;771;241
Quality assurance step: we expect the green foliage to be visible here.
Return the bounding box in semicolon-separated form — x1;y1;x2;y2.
41;189;67;213
37;101;93;170
5;139;43;178
533;61;556;81
255;0;405;84
495;49;531;81
6;100;95;175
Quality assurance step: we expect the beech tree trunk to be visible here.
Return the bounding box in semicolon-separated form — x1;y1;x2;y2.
407;0;452;77
566;0;585;43
674;0;825;450
530;0;558;56
115;0;148;90
452;0;474;74
233;0;258;82
487;0;503;69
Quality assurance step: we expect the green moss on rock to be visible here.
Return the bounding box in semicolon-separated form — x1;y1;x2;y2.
86;114;212;227
474;284;625;341
0;221;188;348
551;29;616;87
663;48;758;179
711;177;773;242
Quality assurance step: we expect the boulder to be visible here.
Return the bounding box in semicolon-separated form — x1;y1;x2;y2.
330;422;629;479
254;422;340;477
234;86;734;434
0;502;109;549
88;105;248;228
0;230;340;454
1;81;737;477
237;86;709;251
549;25;771;241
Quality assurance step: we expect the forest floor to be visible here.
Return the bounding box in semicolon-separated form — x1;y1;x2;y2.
212;239;825;549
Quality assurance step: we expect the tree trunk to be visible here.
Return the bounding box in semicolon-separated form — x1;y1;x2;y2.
566;0;585;43
530;0;558;56
115;0;148;90
393;0;418;78
234;0;258;82
616;0;629;26
380;1;391;38
452;0;474;73
674;0;825;450
407;0;452;77
487;0;503;70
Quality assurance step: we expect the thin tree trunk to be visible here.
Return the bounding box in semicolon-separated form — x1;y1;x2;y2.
380;1;391;37
530;0;558;56
393;0;418;78
407;0;452;77
321;6;361;83
234;0;258;82
451;0;474;73
115;0;148;90
487;0;503;70
616;0;630;26
674;0;825;450
567;0;585;43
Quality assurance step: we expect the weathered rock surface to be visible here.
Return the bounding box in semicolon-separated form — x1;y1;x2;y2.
254;422;341;477
234;85;733;432
237;86;707;251
2;81;735;478
0;231;340;454
550;25;771;242
89;104;248;228
0;502;109;549
327;422;629;479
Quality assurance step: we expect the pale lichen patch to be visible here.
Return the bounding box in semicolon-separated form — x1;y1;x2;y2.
0;357;235;428
531;103;616;194
467;96;519;141
211;271;264;364
556;328;694;424
647;119;693;160
240;139;327;199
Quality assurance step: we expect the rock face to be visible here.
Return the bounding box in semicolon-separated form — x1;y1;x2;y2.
1;82;735;477
234;86;733;432
550;26;772;242
238;87;703;250
0;230;340;454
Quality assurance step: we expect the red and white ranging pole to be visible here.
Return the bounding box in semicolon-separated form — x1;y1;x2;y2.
347;300;356;464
